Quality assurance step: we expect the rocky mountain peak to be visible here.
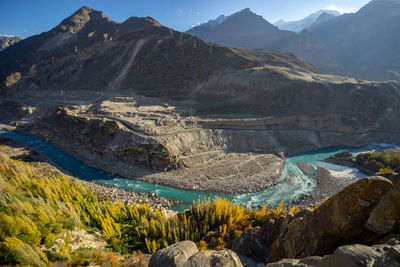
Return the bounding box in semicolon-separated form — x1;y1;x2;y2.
230;7;267;22
221;7;277;34
122;16;162;28
55;6;114;34
238;8;252;14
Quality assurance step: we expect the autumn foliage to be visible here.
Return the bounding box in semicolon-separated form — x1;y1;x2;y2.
0;153;292;266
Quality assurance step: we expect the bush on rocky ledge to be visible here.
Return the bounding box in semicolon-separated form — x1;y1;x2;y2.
356;151;400;173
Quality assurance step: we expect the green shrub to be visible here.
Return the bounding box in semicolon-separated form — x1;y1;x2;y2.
356;151;400;172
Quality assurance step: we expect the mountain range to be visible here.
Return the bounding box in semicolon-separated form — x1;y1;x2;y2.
1;6;400;151
274;9;340;33
187;8;294;49
0;6;323;104
186;8;339;73
310;0;400;80
187;0;400;81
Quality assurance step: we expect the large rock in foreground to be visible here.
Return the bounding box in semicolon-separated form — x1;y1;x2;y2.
366;173;400;236
149;240;243;267
227;226;265;263
149;241;199;267
268;176;394;261
267;236;400;267
184;249;243;267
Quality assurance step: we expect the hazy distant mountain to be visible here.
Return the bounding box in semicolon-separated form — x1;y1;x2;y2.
188;15;227;36
274;10;340;33
186;8;295;49
187;8;338;71
310;0;400;80
267;30;339;69
308;12;339;30
186;2;400;81
0;36;21;51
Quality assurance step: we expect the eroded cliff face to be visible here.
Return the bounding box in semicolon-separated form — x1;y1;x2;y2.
36;107;180;171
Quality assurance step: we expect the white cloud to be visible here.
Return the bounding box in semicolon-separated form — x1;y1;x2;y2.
0;34;16;37
324;4;358;14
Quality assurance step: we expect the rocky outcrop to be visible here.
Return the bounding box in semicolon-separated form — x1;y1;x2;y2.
115;144;178;170
35;107;179;170
3;72;21;88
259;174;400;266
149;241;243;267
0;36;21;51
227;227;265;263
184;249;243;267
366;173;400;236
266;176;395;262
32;105;285;194
267;237;400;266
149;241;199;267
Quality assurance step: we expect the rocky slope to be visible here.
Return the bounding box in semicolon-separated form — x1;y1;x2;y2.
266;29;339;69
0;36;21;51
309;0;400;81
0;7;265;97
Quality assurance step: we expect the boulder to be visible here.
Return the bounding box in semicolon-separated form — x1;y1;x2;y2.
228;227;265;263
268;176;393;261
149;240;199;267
366;174;400;235
266;257;322;267
317;244;381;266
149;241;243;267
266;238;400;266
184;249;243;267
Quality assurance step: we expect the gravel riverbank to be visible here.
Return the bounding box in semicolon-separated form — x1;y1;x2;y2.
292;161;366;207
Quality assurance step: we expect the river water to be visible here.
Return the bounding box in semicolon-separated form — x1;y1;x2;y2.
0;131;393;210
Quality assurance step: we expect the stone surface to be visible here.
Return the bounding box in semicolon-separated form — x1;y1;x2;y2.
149;241;243;267
317;244;381;267
184;249;243;267
266;257;322;267
228;227;265;263
388;246;400;264
266;238;400;266
268;177;394;261
366;174;400;235
149;241;199;267
0;36;21;51
4;72;21;88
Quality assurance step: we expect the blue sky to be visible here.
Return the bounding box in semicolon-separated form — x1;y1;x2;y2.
0;0;371;38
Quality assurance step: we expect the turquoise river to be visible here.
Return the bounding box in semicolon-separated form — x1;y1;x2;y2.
0;131;394;210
